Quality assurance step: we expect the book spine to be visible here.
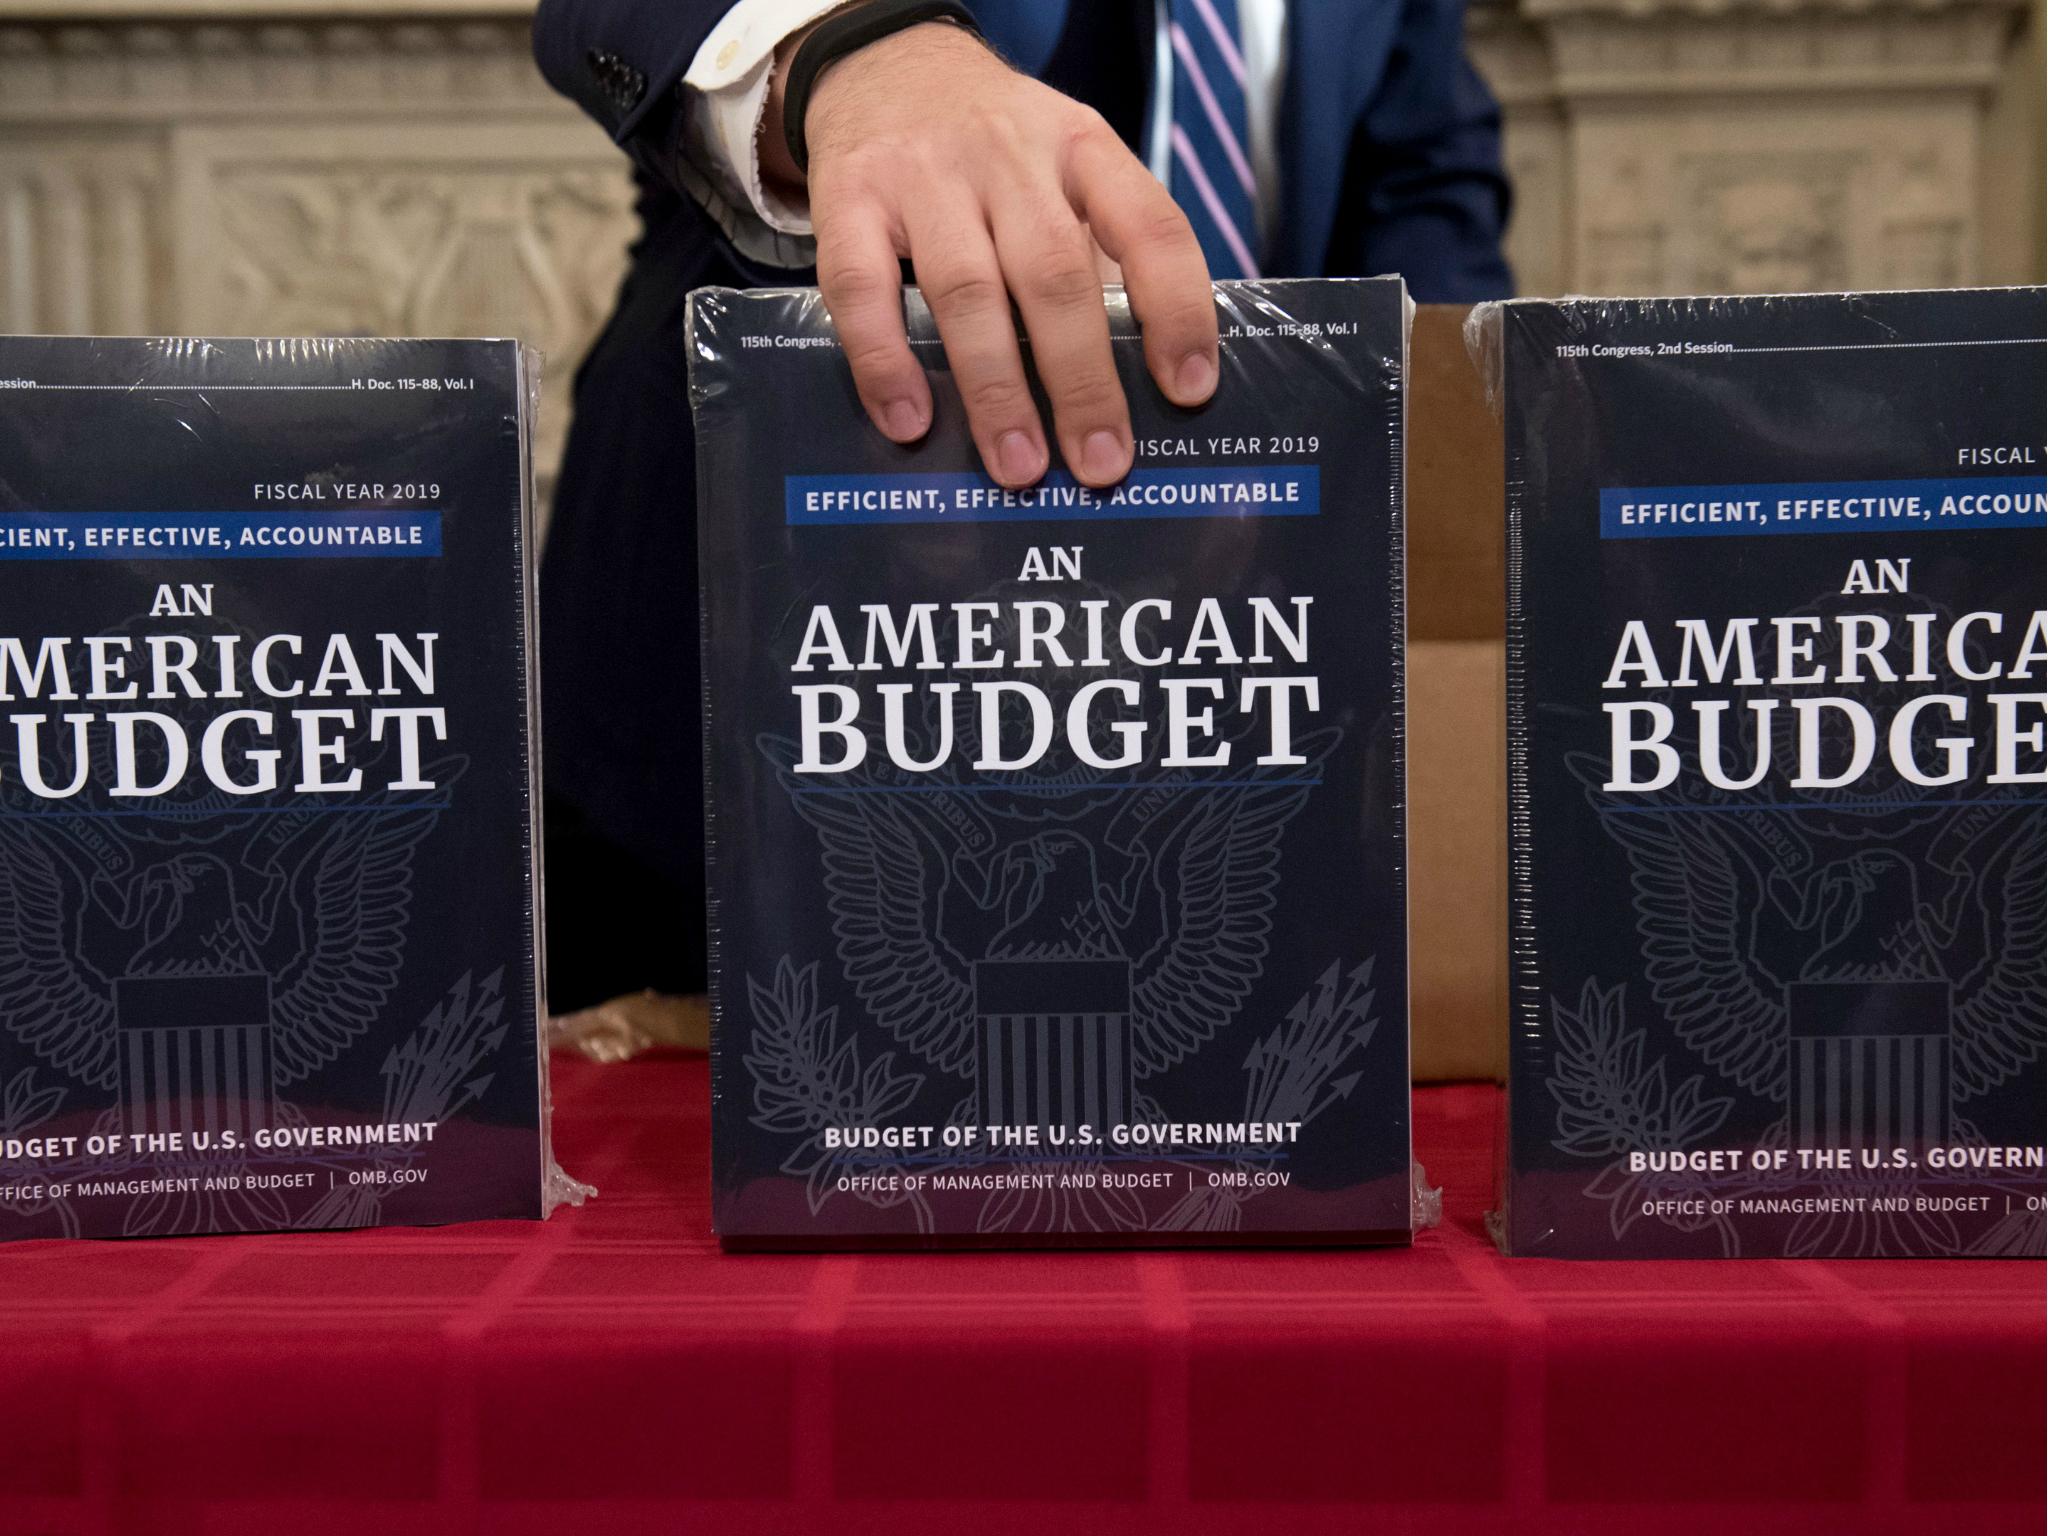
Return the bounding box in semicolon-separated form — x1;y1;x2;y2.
1499;307;1539;1255
689;289;732;1227
1391;286;1415;1192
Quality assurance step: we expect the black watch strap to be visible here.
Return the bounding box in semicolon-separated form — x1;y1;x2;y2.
782;0;983;177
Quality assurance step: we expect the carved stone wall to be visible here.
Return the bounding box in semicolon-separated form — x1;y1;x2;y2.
0;0;2038;515
1468;0;2038;297
0;8;637;514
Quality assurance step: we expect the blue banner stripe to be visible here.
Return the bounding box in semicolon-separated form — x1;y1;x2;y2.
786;467;1318;525
0;510;442;559
1600;476;2045;539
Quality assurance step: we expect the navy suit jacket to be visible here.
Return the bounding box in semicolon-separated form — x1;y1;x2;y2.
536;0;1511;295
529;0;1510;1004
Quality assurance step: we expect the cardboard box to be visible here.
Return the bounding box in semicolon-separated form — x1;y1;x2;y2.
1407;305;1507;1082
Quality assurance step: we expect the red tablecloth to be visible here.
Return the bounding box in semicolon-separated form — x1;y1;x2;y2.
2;1052;2040;1534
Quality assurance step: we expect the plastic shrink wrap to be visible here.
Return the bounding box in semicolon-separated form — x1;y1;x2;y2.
1474;288;2047;1258
690;280;1413;1247
0;336;578;1241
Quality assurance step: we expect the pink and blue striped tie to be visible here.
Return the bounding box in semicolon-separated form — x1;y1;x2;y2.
1167;0;1260;280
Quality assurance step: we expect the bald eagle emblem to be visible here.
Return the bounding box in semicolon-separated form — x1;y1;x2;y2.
0;760;452;1142
760;724;1338;1128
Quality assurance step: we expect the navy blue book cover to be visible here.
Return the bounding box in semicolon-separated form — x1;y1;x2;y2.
690;279;1411;1246
0;337;547;1241
1496;288;2048;1258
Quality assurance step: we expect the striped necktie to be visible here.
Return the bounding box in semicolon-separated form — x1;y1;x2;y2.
1166;0;1260;280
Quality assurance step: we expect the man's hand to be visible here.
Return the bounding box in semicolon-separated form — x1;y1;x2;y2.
764;20;1218;489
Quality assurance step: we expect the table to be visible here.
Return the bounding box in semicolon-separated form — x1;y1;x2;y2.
2;1052;2040;1534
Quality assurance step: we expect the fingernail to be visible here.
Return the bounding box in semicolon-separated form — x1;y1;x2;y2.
884;399;926;440
1081;430;1129;483
996;430;1043;484
1176;352;1217;402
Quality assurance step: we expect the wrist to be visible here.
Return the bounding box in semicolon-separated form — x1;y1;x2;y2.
761;3;864;195
767;4;987;190
807;18;987;121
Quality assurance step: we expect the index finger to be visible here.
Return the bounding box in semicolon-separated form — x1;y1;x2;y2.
1068;135;1219;408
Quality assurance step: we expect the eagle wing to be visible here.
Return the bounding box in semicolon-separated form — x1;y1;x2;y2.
1128;736;1336;1077
0;820;117;1089
269;800;445;1083
1578;773;1790;1097
1948;807;2045;1098
772;753;976;1073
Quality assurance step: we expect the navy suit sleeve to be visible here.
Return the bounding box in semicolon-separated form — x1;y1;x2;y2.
533;0;737;145
534;1;1011;151
1334;0;1513;302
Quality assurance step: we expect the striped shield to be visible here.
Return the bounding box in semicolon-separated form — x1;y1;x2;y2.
1786;979;1952;1149
114;973;276;1141
974;958;1133;1133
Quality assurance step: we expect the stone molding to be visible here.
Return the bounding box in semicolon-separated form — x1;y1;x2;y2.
0;6;629;517
0;14;571;122
0;0;2035;511
1467;0;2027;296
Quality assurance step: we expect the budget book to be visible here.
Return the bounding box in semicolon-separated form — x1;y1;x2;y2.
690;279;1412;1247
1486;288;2048;1259
0;336;558;1241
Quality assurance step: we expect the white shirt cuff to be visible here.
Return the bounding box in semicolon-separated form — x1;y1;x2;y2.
679;0;853;266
